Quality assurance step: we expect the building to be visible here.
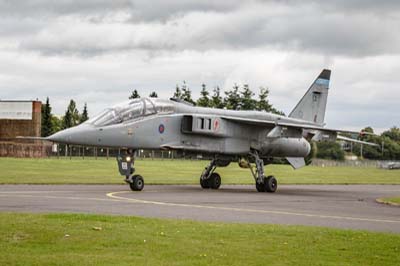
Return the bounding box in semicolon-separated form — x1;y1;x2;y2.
0;100;41;139
0;100;51;157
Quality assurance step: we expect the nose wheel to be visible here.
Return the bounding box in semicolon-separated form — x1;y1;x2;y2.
117;151;145;192
129;175;144;191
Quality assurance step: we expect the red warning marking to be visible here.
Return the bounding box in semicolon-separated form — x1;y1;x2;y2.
213;119;219;131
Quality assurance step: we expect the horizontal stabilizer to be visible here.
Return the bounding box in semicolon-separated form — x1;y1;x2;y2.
286;157;306;169
337;135;380;147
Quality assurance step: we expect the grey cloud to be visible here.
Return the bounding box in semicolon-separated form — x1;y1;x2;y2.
0;0;397;57
0;0;245;21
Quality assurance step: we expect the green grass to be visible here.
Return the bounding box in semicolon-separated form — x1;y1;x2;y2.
0;213;399;266
377;197;400;206
0;157;399;184
386;198;400;204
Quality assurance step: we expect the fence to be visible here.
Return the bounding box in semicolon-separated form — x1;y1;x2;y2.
310;159;398;168
0;141;52;158
52;144;181;160
1;142;398;168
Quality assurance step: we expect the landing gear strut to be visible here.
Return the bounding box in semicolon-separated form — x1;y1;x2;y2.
116;150;144;191
248;151;277;193
200;159;221;189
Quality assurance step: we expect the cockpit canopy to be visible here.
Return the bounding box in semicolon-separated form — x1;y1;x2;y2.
87;98;174;127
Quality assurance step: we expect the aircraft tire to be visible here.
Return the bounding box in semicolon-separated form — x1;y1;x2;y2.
264;176;277;193
255;182;265;192
200;178;210;189
209;173;221;189
129;175;144;191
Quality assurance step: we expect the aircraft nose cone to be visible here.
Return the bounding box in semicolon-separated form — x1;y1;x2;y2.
47;128;72;143
47;124;91;145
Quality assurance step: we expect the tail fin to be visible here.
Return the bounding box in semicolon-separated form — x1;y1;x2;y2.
289;69;331;125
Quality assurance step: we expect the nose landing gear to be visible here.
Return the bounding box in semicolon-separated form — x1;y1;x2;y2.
117;150;144;191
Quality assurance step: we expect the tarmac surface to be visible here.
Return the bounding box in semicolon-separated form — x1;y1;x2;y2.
0;184;399;233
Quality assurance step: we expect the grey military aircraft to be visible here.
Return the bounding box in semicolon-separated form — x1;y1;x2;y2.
46;69;378;193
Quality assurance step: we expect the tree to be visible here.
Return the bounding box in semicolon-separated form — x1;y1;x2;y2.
257;87;285;115
51;116;62;133
62;99;79;129
41;97;53;137
257;87;273;112
224;84;241;110
149;91;158;98
316;142;345;160
196;84;211;107
240;84;256;110
173;85;182;99
211;86;224;109
181;81;195;105
382;127;400;143
80;103;89;123
69;100;80;126
381;137;400;160
129;89;140;99
62;109;72;129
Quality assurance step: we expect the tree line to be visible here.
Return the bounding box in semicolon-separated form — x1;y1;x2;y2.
313;126;400;161
129;82;285;115
41;98;88;137
41;82;284;137
40;83;400;161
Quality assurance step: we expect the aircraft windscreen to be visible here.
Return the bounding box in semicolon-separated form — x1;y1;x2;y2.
86;98;174;127
87;99;145;126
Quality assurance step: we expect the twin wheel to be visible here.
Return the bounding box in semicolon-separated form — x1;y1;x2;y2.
199;172;277;193
200;172;221;189
255;176;277;193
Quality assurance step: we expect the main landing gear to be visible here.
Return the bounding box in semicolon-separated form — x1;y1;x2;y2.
116;150;144;191
249;151;277;193
199;159;221;189
199;153;277;193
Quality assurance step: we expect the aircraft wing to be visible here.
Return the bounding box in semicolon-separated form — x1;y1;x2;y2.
221;116;361;134
221;116;379;146
15;136;49;140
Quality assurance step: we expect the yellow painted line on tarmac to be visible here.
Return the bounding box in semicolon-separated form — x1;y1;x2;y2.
1;190;400;225
106;191;400;224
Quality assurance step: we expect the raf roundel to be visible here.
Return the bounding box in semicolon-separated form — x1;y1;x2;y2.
158;124;165;134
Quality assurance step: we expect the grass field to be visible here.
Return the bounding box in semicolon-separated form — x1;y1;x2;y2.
0;157;399;184
0;213;399;266
377;197;400;206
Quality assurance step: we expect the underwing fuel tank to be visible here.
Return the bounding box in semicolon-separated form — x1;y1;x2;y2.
260;137;311;157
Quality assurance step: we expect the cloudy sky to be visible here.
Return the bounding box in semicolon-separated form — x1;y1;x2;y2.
0;0;399;132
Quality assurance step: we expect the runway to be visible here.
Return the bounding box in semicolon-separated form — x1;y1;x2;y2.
0;184;399;233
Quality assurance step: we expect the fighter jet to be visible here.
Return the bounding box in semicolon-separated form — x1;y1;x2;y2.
47;69;378;192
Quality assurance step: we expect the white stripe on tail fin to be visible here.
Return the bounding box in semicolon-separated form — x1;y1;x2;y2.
289;69;331;125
